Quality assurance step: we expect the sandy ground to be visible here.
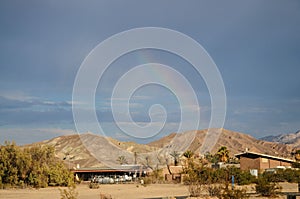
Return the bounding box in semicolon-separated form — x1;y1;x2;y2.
0;182;299;199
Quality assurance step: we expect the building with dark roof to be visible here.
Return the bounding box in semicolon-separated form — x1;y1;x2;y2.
235;151;295;172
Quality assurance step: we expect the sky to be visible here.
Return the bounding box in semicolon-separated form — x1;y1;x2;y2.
0;0;300;145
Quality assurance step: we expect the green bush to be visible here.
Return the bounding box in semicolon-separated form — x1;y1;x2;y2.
203;167;255;185
149;168;164;183
255;175;281;197
183;162;210;197
88;182;99;189
142;176;152;185
261;169;300;183
183;164;254;197
276;169;300;183
188;182;204;197
221;187;249;199
48;162;74;186
59;186;78;199
208;183;248;199
0;141;74;188
207;184;222;197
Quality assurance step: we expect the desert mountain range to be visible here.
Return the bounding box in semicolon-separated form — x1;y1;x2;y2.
24;128;297;168
261;130;300;148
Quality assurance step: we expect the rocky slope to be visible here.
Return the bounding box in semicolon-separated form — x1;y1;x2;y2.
24;133;158;168
148;128;292;157
261;130;300;149
24;129;294;168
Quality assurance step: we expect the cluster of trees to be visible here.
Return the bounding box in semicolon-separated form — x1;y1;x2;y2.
261;168;300;183
182;150;251;198
173;146;232;166
167;146;232;168
115;146;233;168
110;146;300;198
183;162;256;186
181;146;300;197
203;146;233;164
0;141;74;188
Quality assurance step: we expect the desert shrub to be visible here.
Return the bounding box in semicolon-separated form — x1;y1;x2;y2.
142;176;152;185
229;168;256;185
183;161;211;197
262;170;284;183
18;180;26;189
141;168;164;184
221;187;249;199
207;181;248;199
214;167;254;185
89;182;99;189
100;193;112;199
150;168;164;183
188;182;203;197
255;175;281;197
210;168;227;183
183;159;253;197
205;167;255;185
59;186;78;199
207;184;222;197
272;169;300;183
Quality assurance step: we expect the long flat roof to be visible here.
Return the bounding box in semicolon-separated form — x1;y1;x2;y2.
235;151;295;163
71;165;149;173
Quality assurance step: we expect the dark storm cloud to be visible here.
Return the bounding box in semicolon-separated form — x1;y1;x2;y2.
0;0;299;143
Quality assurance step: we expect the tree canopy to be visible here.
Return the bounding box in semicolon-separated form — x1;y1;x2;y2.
0;141;74;188
217;146;230;163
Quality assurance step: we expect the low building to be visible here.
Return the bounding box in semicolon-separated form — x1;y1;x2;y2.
235;151;295;172
162;166;183;183
71;165;150;181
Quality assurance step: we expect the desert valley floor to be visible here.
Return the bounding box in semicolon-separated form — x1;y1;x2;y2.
0;182;299;199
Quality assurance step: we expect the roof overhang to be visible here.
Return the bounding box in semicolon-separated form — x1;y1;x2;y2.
235;151;295;163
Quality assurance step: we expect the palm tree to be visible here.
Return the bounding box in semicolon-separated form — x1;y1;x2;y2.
182;150;194;167
217;146;229;163
116;155;128;165
170;151;181;166
183;150;194;159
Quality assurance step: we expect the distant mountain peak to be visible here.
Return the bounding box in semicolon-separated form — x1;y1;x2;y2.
261;130;300;148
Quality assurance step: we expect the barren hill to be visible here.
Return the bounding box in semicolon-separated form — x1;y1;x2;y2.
148;128;292;158
25;133;157;168
24;129;294;168
24;134;102;168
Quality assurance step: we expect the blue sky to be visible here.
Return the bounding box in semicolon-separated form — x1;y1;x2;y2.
0;0;300;144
